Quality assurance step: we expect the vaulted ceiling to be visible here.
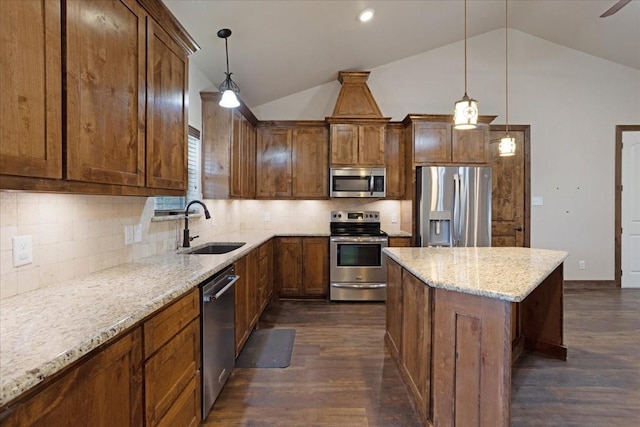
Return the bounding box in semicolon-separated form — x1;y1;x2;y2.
164;0;640;108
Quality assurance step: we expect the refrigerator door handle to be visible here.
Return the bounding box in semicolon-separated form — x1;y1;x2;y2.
453;174;460;247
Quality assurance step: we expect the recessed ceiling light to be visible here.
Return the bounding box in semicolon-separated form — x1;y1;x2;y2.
358;8;375;23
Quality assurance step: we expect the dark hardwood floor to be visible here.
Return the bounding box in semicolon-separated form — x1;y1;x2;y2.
511;289;640;426
204;289;640;426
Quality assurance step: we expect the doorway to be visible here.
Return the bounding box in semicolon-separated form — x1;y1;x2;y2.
616;125;640;288
489;125;531;248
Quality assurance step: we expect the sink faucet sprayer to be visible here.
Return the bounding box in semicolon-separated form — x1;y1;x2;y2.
183;200;211;248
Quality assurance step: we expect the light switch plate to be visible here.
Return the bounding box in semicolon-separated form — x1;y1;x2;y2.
134;224;142;243
264;212;271;222
12;235;33;267
124;226;134;245
391;213;398;223
532;196;544;206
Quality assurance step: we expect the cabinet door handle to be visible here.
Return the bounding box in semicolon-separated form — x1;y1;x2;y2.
514;227;523;232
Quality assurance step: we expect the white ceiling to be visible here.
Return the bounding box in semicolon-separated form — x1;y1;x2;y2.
164;0;640;108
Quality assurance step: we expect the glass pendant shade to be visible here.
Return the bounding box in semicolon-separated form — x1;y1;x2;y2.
217;28;240;109
453;94;479;130
498;135;516;156
219;89;240;108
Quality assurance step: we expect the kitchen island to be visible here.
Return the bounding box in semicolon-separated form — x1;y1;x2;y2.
383;247;568;427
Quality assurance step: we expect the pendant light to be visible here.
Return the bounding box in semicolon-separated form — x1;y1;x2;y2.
217;28;240;109
453;0;479;130
498;0;516;156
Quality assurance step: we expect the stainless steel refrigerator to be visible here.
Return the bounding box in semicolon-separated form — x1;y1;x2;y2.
416;166;491;247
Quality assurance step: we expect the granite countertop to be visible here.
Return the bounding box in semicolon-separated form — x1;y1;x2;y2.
383;246;568;302
0;229;327;408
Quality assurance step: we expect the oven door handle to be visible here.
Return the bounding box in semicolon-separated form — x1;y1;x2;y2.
332;283;386;289
330;237;388;243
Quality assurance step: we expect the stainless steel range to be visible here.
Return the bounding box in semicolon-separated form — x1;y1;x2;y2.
330;210;388;301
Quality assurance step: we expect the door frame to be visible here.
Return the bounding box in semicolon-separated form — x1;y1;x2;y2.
615;125;640;287
489;125;531;248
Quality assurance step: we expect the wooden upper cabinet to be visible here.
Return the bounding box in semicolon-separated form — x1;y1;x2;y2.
330;124;359;165
256;127;292;198
292;126;328;198
385;124;405;199
230;111;256;198
0;0;62;179
66;0;147;187
146;19;188;191
243;120;257;198
256;123;328;199
201;94;231;199
359;125;386;165
452;124;489;164
406;115;494;166
413;122;451;164
200;93;257;200
329;123;385;166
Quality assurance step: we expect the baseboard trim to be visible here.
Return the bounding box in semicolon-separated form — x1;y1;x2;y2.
564;280;618;290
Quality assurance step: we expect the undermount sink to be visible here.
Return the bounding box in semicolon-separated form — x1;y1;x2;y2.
186;242;246;255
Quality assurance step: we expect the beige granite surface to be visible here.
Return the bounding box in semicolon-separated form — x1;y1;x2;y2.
384;246;568;302
0;229;327;407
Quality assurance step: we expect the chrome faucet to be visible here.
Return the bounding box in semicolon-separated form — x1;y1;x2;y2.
183;200;211;248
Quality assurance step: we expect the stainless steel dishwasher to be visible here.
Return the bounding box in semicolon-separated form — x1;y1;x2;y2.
201;265;239;419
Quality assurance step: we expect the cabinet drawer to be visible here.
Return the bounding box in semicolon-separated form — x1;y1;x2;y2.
144;289;199;356
145;319;200;426
156;373;200;427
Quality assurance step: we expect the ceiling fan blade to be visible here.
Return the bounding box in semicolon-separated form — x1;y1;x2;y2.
600;0;632;17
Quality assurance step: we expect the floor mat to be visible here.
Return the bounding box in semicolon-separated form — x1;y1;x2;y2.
235;328;296;368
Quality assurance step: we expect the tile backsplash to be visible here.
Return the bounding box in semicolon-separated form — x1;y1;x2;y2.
0;191;402;299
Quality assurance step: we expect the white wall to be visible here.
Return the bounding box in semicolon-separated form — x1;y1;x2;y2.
188;64;216;131
253;29;640;281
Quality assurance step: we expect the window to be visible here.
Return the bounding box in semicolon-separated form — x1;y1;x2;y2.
154;126;201;215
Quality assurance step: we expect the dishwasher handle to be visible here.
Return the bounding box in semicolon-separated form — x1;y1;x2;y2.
203;275;240;302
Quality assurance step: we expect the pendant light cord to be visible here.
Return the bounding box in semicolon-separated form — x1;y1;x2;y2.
505;0;509;134
464;0;468;95
225;37;230;75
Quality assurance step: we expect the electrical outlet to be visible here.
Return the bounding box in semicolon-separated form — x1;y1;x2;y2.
391;213;398;224
532;196;544;206
12;235;33;267
124;226;134;245
578;260;585;270
134;224;142;243
264;212;271;222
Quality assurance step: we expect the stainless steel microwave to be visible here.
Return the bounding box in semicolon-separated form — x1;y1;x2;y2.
330;167;386;198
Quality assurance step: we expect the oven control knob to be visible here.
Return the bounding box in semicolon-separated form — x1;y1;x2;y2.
338;214;342;218
374;213;379;218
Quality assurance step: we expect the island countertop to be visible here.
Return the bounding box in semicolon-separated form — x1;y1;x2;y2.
383;246;568;302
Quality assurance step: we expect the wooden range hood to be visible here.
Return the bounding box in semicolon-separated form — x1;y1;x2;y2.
327;71;390;122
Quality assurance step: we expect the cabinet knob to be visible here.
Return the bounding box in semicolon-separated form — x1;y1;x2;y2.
514;227;523;232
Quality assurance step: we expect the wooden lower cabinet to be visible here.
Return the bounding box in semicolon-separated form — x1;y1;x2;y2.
143;288;200;426
0;290;201;427
388;236;412;247
385;259;432;424
234;255;250;356
144;319;200;426
275;237;329;298
385;258;403;359
401;269;432;421
0;328;143;427
258;240;274;312
234;243;274;356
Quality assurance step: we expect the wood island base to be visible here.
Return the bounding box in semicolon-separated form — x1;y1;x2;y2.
385;258;566;427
